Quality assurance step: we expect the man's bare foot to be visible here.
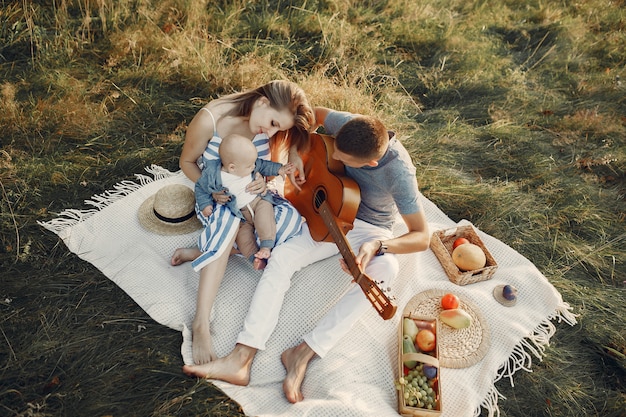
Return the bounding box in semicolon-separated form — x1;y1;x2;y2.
171;247;202;266
183;344;257;386
281;342;316;403
192;322;217;364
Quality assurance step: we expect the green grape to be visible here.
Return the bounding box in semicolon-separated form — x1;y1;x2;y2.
397;363;439;411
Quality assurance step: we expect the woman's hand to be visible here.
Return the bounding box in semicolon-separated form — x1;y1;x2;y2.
246;172;267;195
288;146;306;191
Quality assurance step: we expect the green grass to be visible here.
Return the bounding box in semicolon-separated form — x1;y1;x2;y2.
1;1;624;416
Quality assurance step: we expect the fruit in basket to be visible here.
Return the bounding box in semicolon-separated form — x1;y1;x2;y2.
423;364;438;379
396;367;439;410
441;293;460;310
415;329;436;352
439;308;472;329
412;318;436;333
403;317;419;341
452;237;469;249
452;243;486;271
402;335;418;369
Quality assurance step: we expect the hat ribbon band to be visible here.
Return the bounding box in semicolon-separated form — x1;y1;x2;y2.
154;209;195;224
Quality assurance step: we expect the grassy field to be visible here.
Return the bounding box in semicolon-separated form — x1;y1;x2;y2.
1;1;624;416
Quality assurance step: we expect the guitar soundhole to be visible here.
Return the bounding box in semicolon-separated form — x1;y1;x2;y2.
313;188;327;211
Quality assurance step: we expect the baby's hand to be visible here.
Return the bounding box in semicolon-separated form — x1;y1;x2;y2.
201;206;213;217
212;189;230;205
279;162;296;179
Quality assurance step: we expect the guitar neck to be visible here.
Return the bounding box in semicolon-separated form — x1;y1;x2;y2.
319;201;397;320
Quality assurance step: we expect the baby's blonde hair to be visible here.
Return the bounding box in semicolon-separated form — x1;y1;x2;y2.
218;134;257;167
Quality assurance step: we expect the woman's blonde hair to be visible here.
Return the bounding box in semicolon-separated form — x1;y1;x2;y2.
223;80;315;152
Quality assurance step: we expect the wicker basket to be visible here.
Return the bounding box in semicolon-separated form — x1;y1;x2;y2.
430;224;497;286
397;315;442;416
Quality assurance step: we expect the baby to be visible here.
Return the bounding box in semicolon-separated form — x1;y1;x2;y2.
194;133;295;269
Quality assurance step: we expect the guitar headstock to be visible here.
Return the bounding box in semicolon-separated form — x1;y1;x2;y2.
356;273;397;320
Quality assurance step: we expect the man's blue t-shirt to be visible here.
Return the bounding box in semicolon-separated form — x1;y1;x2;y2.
324;111;421;230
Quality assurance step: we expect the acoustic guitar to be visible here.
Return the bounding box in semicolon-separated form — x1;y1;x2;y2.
284;133;397;320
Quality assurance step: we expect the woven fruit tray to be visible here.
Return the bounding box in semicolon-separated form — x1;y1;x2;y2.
403;289;491;369
430;224;498;286
397;315;442;416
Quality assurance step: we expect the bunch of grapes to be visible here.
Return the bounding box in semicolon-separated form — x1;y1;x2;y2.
395;364;438;410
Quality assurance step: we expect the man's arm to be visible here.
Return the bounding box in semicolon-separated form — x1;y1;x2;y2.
385;209;430;254
313;107;333;131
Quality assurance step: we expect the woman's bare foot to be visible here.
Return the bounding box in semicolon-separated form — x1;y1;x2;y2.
191;321;217;364
171;247;202;266
183;344;257;386
281;342;316;403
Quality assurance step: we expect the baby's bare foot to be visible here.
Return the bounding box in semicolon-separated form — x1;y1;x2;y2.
171;247;201;266
253;257;267;270
255;247;271;259
253;247;271;270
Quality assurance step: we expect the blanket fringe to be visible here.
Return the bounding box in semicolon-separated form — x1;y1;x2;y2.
38;165;177;234
474;301;577;417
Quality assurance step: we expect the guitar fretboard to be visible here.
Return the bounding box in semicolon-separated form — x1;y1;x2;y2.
319;201;397;320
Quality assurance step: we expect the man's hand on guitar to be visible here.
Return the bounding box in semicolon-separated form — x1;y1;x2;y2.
339;239;381;278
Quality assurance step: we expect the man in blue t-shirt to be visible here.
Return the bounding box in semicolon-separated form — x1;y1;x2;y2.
182;107;431;403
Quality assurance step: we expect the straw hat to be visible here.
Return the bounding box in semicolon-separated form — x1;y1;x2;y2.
138;184;202;235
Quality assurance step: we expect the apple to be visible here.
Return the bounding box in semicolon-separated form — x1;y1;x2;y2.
415;329;436;352
441;292;460;310
452;237;469;249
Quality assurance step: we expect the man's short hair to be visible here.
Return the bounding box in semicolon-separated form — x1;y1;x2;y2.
335;116;389;160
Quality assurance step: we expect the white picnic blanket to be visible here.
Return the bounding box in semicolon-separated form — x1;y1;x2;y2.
39;165;576;417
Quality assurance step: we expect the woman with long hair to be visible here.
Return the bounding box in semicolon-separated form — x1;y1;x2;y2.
172;80;315;365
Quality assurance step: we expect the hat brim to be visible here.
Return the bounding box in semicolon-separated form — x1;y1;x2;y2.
493;285;517;307
138;192;202;236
